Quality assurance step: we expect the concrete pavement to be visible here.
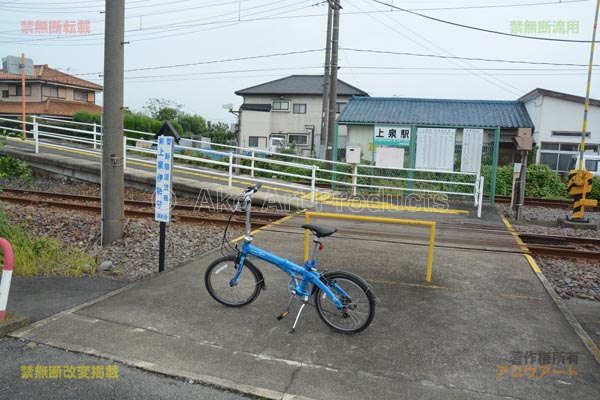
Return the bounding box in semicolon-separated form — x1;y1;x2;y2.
9;210;600;399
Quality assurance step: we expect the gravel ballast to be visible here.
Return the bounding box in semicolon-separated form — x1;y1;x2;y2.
500;204;600;302
1;177;244;281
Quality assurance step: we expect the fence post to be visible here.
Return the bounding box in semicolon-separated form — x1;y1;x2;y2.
311;165;318;202
477;176;485;218
93;123;98;150
352;164;358;196
228;153;233;188
250;150;255;177
33;122;39;154
123;137;127;169
0;237;15;321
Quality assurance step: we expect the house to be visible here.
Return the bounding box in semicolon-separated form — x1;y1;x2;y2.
235;75;368;156
519;88;600;173
0;60;103;119
337;96;534;166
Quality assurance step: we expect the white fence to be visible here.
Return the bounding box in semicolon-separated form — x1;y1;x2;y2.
0;116;485;216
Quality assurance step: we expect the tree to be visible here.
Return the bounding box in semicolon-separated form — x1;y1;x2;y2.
143;98;182;120
205;121;234;144
178;113;207;137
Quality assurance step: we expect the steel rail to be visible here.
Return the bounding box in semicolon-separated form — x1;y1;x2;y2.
0;195;280;227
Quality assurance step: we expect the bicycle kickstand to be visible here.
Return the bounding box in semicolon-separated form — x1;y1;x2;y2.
290;296;309;334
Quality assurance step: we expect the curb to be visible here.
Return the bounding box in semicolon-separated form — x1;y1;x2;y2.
0;314;28;338
500;213;600;366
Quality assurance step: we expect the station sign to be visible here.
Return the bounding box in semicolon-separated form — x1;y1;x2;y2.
155;136;174;223
374;126;411;147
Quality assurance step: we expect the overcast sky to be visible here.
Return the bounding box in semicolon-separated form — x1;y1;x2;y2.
0;0;596;124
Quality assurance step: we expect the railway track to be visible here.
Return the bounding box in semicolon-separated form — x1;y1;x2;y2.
493;195;599;211
0;188;287;227
518;232;600;261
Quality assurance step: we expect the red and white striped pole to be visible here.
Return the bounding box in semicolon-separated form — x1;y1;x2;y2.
0;238;15;321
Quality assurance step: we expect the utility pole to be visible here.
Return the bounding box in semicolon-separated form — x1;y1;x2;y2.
319;5;333;159
567;0;600;222
102;0;125;244
325;0;340;162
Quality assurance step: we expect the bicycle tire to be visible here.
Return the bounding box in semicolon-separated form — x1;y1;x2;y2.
314;271;376;334
205;255;262;307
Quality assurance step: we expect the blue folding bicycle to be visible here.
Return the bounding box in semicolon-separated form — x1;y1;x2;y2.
205;185;377;334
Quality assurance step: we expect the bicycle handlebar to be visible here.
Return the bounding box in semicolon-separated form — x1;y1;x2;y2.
245;184;261;193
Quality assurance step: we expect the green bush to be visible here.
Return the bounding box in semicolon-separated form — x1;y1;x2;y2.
0;209;96;276
479;164;568;199
0;156;32;186
590;176;600;201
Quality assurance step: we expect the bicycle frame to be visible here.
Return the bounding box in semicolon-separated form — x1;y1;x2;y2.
231;191;347;310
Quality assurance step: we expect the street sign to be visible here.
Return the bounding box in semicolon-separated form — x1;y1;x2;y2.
155;136;174;223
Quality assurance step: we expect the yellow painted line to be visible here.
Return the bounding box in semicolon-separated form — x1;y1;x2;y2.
501;215;537;262
501;213;600;364
320;198;468;215
8;138;469;216
370;279;543;300
231;214;295;243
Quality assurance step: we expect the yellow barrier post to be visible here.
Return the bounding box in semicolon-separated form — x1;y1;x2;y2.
304;212;436;282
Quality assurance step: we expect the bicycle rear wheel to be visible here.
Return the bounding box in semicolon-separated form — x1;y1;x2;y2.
205;255;262;307
314;271;376;334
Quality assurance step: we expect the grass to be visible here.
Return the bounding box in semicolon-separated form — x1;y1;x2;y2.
0;207;96;277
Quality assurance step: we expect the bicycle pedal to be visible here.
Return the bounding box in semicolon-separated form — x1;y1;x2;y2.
276;311;289;321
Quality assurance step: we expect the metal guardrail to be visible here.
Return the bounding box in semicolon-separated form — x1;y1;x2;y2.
0;116;484;216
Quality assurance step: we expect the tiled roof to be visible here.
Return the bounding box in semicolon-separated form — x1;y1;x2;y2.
0;65;102;91
235;75;368;97
519;88;600;107
337;97;534;128
0;98;102;117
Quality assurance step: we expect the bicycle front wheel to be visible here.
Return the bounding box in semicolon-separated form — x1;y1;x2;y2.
315;271;376;334
205;255;262;307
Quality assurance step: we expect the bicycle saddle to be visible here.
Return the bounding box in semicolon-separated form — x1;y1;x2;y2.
301;224;337;238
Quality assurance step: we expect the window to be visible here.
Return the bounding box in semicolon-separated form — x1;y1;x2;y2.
42;85;58;98
15;85;31;96
1;90;8;98
249;136;260;147
539;142;600;172
272;100;290;111
293;103;306;114
336;102;347;113
586;160;599;172
288;134;308;145
73;90;88;102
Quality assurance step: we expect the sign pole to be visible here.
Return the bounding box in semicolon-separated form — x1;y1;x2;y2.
159;221;166;273
155;131;175;273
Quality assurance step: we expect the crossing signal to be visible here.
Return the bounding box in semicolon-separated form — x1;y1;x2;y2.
567;169;597;222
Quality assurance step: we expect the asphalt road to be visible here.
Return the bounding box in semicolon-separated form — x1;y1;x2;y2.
3;276;250;400
0;337;249;400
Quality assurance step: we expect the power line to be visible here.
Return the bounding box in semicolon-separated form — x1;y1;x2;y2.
372;0;597;43
341;47;600;67
402;0;591;12
349;0;523;96
79;49;324;76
